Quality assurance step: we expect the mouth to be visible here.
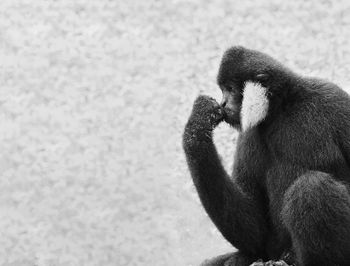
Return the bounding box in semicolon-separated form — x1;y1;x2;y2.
223;108;240;127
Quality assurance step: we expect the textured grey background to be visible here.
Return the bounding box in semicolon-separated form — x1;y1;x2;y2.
0;0;350;265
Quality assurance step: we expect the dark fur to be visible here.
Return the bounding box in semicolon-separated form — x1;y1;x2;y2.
183;46;350;266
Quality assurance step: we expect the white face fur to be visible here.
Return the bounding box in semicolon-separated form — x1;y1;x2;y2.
240;82;269;132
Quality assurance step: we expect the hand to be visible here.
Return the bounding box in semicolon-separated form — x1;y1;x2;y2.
186;95;224;131
183;95;224;151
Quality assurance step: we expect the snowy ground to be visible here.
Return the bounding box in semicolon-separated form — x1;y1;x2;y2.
0;0;350;265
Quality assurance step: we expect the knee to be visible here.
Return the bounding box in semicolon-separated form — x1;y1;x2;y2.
282;172;350;266
281;171;350;231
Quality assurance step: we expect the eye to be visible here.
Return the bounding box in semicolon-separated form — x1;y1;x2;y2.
225;84;235;91
256;73;268;81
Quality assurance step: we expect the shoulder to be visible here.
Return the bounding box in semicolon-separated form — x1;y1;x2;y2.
235;128;268;168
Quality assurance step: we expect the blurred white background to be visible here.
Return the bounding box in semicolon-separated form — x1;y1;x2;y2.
0;0;350;265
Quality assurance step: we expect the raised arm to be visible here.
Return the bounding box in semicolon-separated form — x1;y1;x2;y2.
183;96;268;257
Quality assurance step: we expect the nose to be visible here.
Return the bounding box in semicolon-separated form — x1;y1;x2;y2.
221;90;229;108
220;98;227;108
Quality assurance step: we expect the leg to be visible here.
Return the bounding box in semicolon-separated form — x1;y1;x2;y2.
200;251;255;266
282;171;350;266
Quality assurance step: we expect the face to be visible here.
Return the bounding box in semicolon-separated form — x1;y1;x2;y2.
219;82;270;131
219;84;243;128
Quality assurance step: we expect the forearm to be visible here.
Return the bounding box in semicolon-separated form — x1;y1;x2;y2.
183;128;233;212
183;130;268;254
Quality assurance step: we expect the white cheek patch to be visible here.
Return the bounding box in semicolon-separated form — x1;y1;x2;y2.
240;82;269;131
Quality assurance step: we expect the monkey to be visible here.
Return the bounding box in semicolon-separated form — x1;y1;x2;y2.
183;46;350;266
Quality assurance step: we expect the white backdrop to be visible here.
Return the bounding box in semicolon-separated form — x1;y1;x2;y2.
0;0;349;265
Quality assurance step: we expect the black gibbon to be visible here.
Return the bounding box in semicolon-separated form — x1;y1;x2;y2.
183;46;350;266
